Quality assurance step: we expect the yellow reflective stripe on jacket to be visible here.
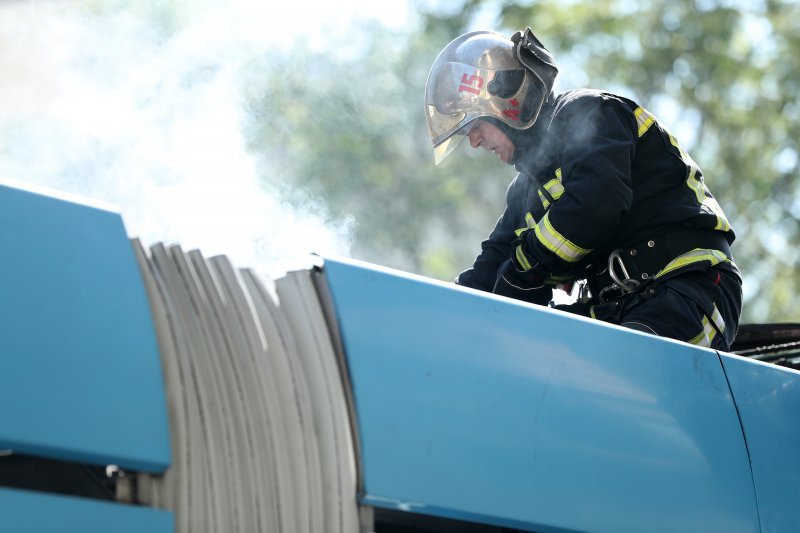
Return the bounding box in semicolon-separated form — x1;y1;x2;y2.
669;135;732;232
689;303;725;347
685;163;731;232
515;212;536;236
547;168;565;199
710;304;726;335
515;244;534;271
544;179;565;200
533;211;592;263
654;248;729;279
634;107;656;137
689;315;717;347
685;165;705;204
537;168;564;210
538;190;550;210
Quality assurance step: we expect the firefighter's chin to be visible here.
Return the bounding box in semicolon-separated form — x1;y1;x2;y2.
496;145;514;164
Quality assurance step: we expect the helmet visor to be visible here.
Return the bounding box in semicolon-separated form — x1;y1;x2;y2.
432;129;468;166
426;104;478;165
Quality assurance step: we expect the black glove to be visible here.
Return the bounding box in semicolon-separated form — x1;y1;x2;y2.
493;259;552;306
499;255;544;288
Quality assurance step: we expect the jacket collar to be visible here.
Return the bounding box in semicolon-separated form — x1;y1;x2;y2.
512;93;559;173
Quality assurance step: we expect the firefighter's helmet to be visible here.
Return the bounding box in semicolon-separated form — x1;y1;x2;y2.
424;28;558;165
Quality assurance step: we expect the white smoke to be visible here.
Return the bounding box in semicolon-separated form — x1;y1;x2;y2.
0;0;405;276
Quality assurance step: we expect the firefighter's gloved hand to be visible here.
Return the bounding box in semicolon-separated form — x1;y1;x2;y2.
493;259;552;306
508;232;546;283
499;255;545;288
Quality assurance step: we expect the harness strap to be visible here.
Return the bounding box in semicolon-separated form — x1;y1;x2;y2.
586;228;731;301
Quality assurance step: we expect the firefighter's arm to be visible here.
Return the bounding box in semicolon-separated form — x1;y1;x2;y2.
515;98;637;278
459;226;553;305
456;218;512;291
455;178;521;292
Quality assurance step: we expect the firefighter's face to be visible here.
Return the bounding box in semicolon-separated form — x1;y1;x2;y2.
467;120;515;164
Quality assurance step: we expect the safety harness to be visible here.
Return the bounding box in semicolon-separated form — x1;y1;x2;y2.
585;228;732;321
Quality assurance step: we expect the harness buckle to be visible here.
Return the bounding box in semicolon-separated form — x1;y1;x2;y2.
594;249;642;304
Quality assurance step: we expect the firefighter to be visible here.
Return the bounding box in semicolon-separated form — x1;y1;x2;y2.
424;28;742;351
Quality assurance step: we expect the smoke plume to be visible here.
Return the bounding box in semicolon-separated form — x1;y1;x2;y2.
0;0;375;276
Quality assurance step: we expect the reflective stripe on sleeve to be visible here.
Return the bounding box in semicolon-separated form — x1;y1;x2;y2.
533;211;592;263
689;303;725;347
689;315;717;347
538;190;550;210
710;304;726;335
669;134;732;232
634;107;656;137
538;168;564;210
515;243;534;271
514;212;536;236
543;178;565;200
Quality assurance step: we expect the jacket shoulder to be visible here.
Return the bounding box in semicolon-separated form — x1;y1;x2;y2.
548;90;640;143
552;89;638;121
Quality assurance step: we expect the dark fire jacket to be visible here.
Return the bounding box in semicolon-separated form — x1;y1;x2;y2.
457;89;738;294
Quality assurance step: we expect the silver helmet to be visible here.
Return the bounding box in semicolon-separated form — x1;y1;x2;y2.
424;28;558;165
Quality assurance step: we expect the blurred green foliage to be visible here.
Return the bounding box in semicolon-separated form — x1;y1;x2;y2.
243;0;799;323
243;23;509;278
